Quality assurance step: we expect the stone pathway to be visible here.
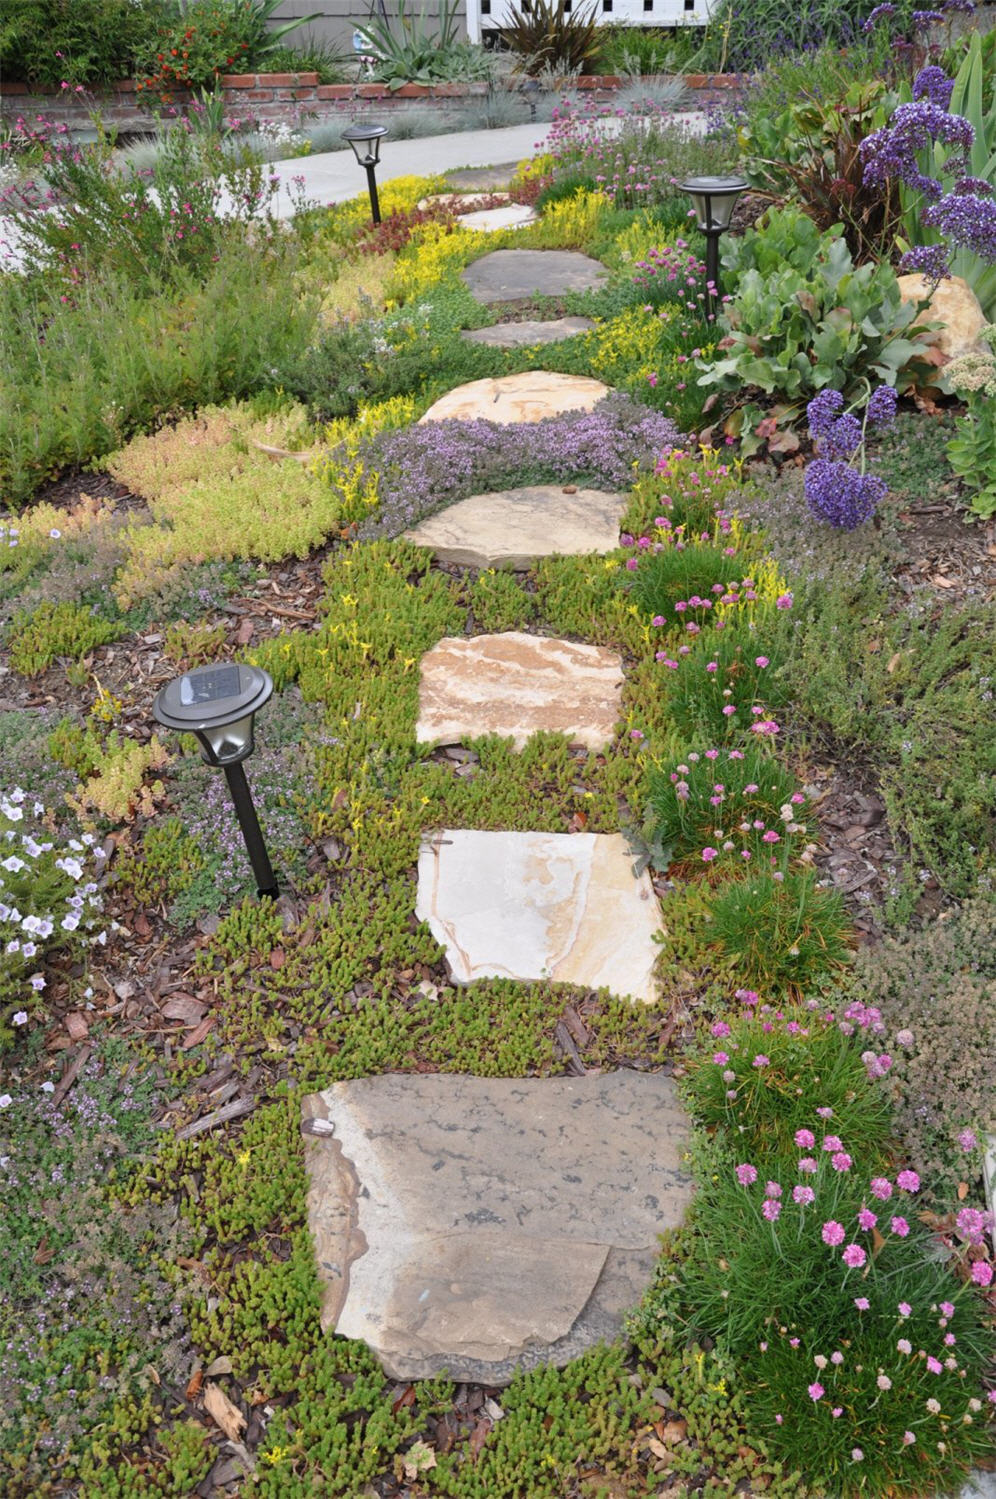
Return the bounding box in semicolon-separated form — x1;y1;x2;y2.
415;830;660;1000
302;1072;693;1383
416;632;624;751
462;248;609;303
462;315;594;348
457;204;538;233
420;370;608;424
304;241;688;1393
404;483;625;567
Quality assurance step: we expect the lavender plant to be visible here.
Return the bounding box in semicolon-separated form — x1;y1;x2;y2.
803;384;897;528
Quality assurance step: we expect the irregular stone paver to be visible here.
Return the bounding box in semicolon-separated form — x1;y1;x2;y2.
445;165;516;191
420;370;608;425
462;316;594;348
456;204;538;232
417;632;623;751
404;483;624;568
416;192;511;210
962;1475;996;1499
303;1071;692;1382
462;248;609;304
416;830;661;1000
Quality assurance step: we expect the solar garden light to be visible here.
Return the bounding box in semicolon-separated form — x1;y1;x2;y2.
152;663;279;900
679;176;748;319
342;123;388;225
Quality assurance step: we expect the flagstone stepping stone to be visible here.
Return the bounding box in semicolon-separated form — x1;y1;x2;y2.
416;192;511;210
462;316;594;348
456;204;538;232
302;1070;692;1383
416;830;661;1001
404;483;623;568
417;632;623;751
420;370;608;425
462;248;609;304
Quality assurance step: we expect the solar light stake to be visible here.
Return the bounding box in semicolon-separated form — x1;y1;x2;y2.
152;663;279;901
678;176;748;319
342;123;387;225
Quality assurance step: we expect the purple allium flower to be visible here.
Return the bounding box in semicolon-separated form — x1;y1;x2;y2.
805;459;887;529
913;65;954;109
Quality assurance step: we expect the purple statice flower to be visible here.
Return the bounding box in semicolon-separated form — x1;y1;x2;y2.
924;192;996;261
862;2;896;29
898;243;952;283
866;385;898;427
942;0;976;11
954;176;994;197
818;413;864;461
805;388;844;442
861;102;974;200
912;9;945;27
913;66;954;110
805;460;888;530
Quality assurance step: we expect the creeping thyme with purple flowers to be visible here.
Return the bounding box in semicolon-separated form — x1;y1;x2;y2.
803;386;897;529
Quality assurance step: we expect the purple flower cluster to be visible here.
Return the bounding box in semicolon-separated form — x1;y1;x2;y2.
804;386;896;529
861;99;974;200
861;1;896;29
804;462;888;530
898;243;952;283
913;65;954;111
356;396;683;539
923;192;996;261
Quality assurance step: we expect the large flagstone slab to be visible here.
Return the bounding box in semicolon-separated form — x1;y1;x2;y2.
457;204;538;232
462;248;609;303
462;316;594;348
417;632;623;751
404;483;624;567
302;1070;693;1382
420;370;608;425
416;830;660;1001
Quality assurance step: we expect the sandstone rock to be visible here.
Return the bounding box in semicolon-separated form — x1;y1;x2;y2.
303;1071;693;1382
416;632;624;751
456;205;537;233
420;370;608;425
404;483;624;567
416;829;661;1001
897;273;988;361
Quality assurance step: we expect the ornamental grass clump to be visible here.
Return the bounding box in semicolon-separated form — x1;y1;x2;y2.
706;870;852;994
804;384;898;529
683;1006;893;1164
0;789;107;1047
644;743;813;877
678;1142;995;1498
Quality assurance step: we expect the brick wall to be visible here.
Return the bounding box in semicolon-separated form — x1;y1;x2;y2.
0;72;741;133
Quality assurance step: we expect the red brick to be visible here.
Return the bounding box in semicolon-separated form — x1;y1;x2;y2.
357;84;388;98
293;87;317;100
114;79;137;93
244;88;274;101
431;82;468;97
1;81;30;94
316;84;355;99
395;83;426;97
220;74;256;87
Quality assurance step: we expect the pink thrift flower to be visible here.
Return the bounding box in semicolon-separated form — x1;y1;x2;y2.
854;1297;870;1311
897;1339;912;1354
870;1177;893;1200
762;1199;781;1222
816;1106;834;1119
753;1054;770;1068
890;1215;910;1238
736;1163;758;1186
702;847;719;862
789;1337;800;1347
808;1382;824;1402
926;1356;944;1374
766;1181;782;1198
897;1170;920;1193
940;1301;954;1318
971;1261;993;1287
857;1208;877;1231
798;1157;818;1173
958;1127;978;1152
898;1302;912;1318
842;1244;867;1268
822;1221;846;1247
793;1185;815;1205
794;1129;815;1149
852;1449;864;1462
711;1021;731;1038
831;1152;853;1173
831;1406;843;1418
903;1431;916;1446
822;1135;844;1153
713;1052;729;1065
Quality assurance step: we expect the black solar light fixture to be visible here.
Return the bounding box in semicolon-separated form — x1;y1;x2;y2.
342;123;388;225
152;663;278;899
679;175;748;318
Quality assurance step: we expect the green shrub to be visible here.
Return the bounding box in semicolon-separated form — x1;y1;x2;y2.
5;600;122;677
698;209;934;445
0;0;170;87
